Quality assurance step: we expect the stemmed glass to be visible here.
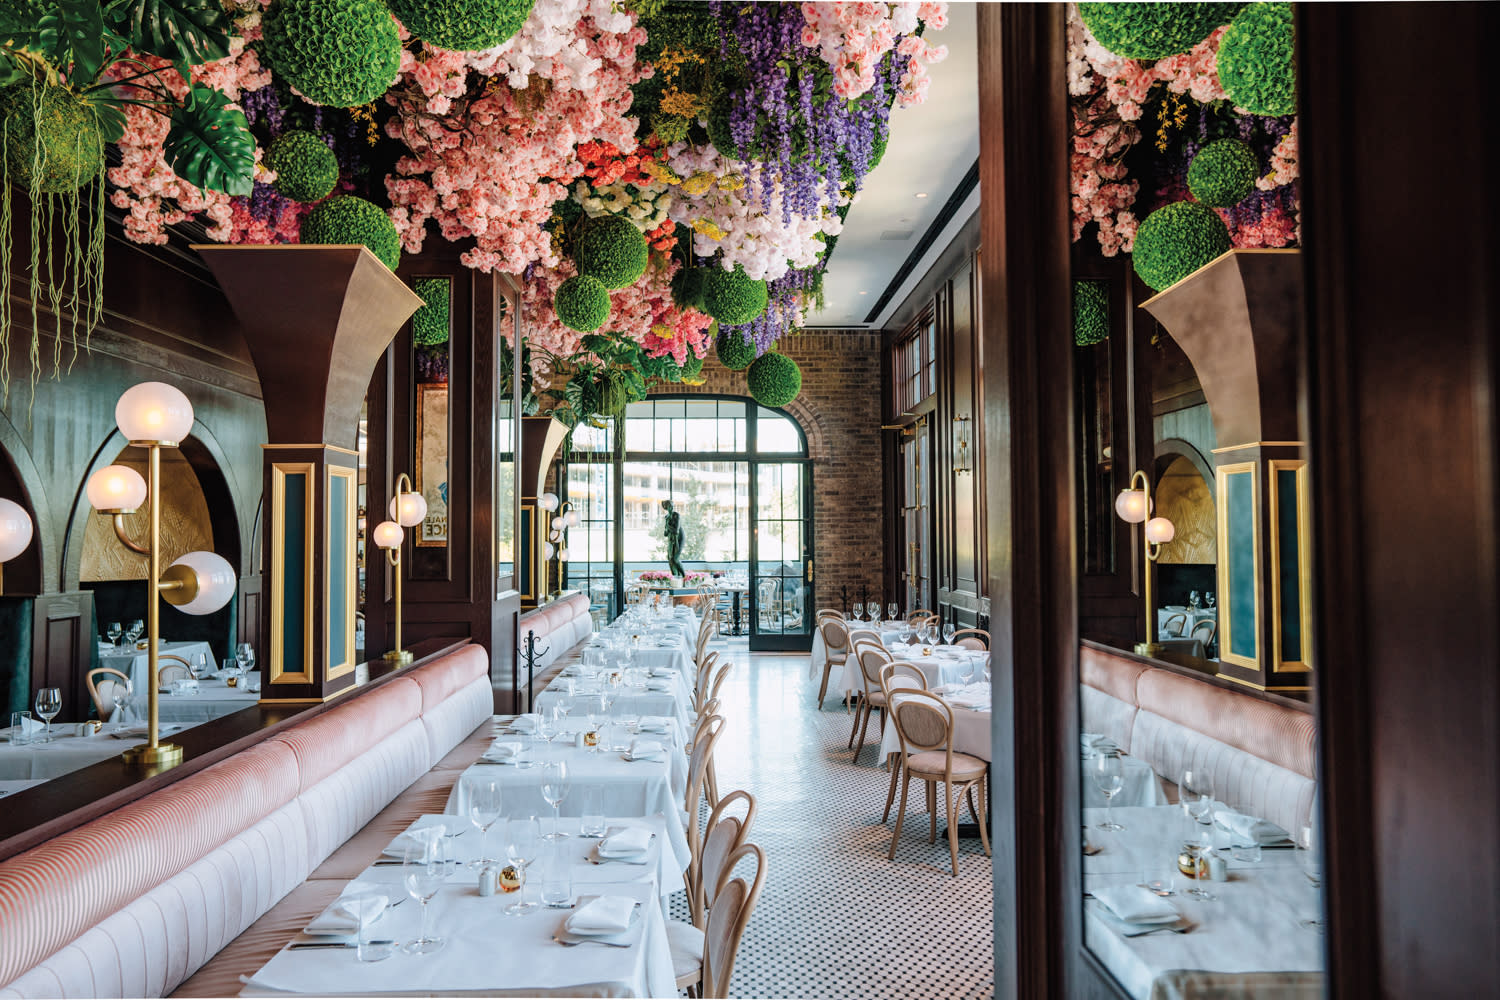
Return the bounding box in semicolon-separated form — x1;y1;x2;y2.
942;623;957;646
126;620;144;646
541;760;570;840
462;774;503;870
866;602;881;624
1296;824;1323;930
887;602;898;624
1205;592;1216;611
235;643;256;674
402;838;448;954
1179;769;1217;899
504;817;541;915
190;653;206;681
111;678;133;732
1091;752;1125;832
849;604;863;623
34;688;60;743
106;621;122;649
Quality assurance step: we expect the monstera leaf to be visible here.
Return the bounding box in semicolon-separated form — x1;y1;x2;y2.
107;0;231;66
164;84;253;195
37;0;109;81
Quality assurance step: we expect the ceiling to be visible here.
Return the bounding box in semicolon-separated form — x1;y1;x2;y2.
808;2;980;331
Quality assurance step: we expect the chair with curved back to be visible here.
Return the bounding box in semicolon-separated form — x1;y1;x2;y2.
878;661;927;823
86;666;133;722
848;643;892;762
157;655;192;685
886;689;991;876
1190;617;1217;651
906;609;935;626
814;617;851;709
816;608;844;622
670;842;767;998
685;714;725;847
1162;613;1188;637
684;789;757;930
951;628;990;650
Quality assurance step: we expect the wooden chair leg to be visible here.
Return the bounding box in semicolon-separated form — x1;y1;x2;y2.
706;758;719;809
927;781;937;844
847;695;863;747
817;662;832;706
883;753;901;822
946;782;960;877
854;702;872;762
888;773;913;860
975;776;992;857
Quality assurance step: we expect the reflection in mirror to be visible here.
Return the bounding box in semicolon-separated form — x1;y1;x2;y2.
1069;4;1322;996
411;277;451;550
357;398;368;660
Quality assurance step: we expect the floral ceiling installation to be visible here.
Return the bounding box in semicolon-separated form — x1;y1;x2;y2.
0;0;947;417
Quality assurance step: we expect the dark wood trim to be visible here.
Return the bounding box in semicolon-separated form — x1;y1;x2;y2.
0;637;469;862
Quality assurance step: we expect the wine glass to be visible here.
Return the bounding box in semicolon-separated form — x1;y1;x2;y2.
887;602;898;624
126;620;144;645
1091;752;1125;832
942;623;957;646
110;678;133;732
503;817;541;915
106;621;122;649
1205;591;1216;610
849;604;862;623
462;774;503;870
34;688;60;743
1179;769;1216;899
541;760;570;840
190;653;206;681
235;643;255;673
866;602;881;624
1189;590;1201;609
402;838;448;954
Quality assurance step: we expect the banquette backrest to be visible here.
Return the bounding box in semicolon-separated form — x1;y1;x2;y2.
517;593;594;673
0;644;492;998
1080;645;1317;837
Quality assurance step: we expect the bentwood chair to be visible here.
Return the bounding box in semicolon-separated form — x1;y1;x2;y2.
86;666;132;722
878;662;927;822
1191;618;1217;651
951;628;990;650
685;714;726;852
849;644;893;762
670;842;767;998
1162;613;1188;637
816;608;845;622
906;609;935;626
684;789;757;929
157;655;192;684
815;617;851;708
887;689;992;876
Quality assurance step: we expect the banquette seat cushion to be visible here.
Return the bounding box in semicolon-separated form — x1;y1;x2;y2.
0;644;493;999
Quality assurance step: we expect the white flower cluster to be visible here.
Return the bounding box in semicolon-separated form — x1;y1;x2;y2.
484;0;636;91
572;178;673;231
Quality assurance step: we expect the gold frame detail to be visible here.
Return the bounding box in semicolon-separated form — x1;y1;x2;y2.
325;464;359;682
1215;461;1261;672
270;463;316;684
1268;459;1313;674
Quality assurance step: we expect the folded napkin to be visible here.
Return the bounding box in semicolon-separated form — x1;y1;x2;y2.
597;827;653;858
1214;806;1290;846
13;716;43;736
110;723;182;739
508;714;539;733
1092;884;1180;925
484;741;525;762
644;678;673;691
382;824;447;860
947;689;990;710
304;886;387;935
566;895;638;934
1080;733;1121;757
638;716;671;734
625;738;665;761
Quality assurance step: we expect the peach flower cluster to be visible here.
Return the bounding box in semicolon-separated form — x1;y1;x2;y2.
1256;120;1298;191
798;2;949;105
1070;91;1139;257
1071;4;1229;121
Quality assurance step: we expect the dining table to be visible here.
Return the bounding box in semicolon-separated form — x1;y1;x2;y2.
536;668;695;734
1081;804;1323;1000
840;643;988;697
98;639;219;692
238;814;677;998
0;723;187;780
1157;606;1216;639
156;675;262;724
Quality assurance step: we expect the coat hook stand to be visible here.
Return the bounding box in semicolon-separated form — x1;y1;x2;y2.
519;629;549;712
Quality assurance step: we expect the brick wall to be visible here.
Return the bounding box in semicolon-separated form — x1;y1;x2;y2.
652;331;885;613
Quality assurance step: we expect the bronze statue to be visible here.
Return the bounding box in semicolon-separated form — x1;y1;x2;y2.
662;500;685;577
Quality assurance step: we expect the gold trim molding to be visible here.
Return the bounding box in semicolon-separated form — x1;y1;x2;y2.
270;463;316;685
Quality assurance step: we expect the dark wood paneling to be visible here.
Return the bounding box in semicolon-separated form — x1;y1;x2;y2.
30;591;92;721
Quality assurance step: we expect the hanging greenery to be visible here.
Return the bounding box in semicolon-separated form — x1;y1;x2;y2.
1073;280;1109;346
702;264;768;326
300;194;401;269
1132;200;1232;291
746;351;801;408
577;214;649;291
1076;2;1245;60
410;277;450;346
385;0;534;54
265;130;339;203
1186;138;1257;207
554;274;612;333
715;329;755;370
1217;2;1296;117
262;0;401;108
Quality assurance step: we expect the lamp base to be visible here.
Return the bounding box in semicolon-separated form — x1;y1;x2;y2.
1134;642;1165;658
383;649;414;666
121;742;184;766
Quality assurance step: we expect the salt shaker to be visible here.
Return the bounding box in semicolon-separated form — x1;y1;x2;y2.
1205;852;1229;882
477;865;497;897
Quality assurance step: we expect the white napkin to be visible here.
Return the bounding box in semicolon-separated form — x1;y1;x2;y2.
637;716;671;733
1080;733;1121;756
1092;884;1180;924
304;886;387;935
508;714;539;733
566;895;637;934
625;738;665;761
644;678;673;691
13;716;43;737
1214;806;1290;846
484;741;524;762
947;687;990;710
110;723;182;739
597;827;652;858
382;824;447;860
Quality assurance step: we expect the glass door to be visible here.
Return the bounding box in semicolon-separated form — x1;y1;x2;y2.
750;461;812;649
901;417;932;612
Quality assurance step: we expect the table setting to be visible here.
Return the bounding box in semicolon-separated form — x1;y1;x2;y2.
536;663;695;733
877;681;994;764
237;812;676;998
98;635;219;693
156;673;261;723
0;717;188;780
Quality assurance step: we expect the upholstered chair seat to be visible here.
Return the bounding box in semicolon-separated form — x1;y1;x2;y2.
904;750;988;780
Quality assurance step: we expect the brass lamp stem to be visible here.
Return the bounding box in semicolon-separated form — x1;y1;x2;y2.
122;442;183;767
382;474;414;666
1130;469;1164;658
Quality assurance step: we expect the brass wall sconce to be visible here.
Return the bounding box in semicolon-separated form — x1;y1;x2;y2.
953;414;973;473
372;473;427;665
86;382;237;766
1114;469;1176;658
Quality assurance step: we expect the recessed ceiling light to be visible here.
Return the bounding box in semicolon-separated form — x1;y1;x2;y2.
859;290;868;295
915;192;929;198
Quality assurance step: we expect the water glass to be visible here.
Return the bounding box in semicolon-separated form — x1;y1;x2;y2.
887;602;898;623
541;760;570;840
106;621;122;648
580;785;607;838
462;773;504;869
9;711;31;745
353;894;395;962
539;843;573;908
504;817;541;916
34;689;60;743
1091;753;1125;832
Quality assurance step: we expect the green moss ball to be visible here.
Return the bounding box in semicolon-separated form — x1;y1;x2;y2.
0;83;105;193
681;351;704;380
578;215;649;290
411;276;451;346
385;0;533;51
265;130;339;203
746;352;801;408
264;0;402;108
300;195;401;270
1132;200;1232;292
1074;280;1110;346
1186;139;1258;207
1217;2;1296;116
715;330;756;371
554;275;612;332
1077;2;1244;60
702;264;768;325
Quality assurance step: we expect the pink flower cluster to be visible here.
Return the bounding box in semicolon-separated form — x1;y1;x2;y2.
385;5;646;274
1071;92;1139;256
798;2;948;104
1221;205;1298;248
106;41;271;245
1256;120;1298;191
1074;11;1229;122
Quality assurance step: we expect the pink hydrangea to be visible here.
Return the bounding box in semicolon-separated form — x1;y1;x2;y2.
799;2;948;106
1256;120;1298;191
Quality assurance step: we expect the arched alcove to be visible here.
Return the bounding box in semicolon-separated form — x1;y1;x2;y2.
1153;453;1218;617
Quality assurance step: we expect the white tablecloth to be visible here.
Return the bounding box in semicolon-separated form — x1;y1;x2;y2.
240;820;675;998
442;738;690;873
536;672;694;734
1082;805;1323;1000
1157;607;1216;639
0;726;185;780
879;684;994;763
843;645;988;697
1079;751;1168;809
0;778;45;797
157;677;261;724
98;639;218;692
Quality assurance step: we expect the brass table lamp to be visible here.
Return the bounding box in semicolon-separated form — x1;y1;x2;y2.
1114;469;1176;658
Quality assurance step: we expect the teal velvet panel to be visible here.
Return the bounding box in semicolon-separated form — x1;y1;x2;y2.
282;472;308;674
328;473;349;666
1226;471;1257;660
0;597;33;717
1277;469;1303;663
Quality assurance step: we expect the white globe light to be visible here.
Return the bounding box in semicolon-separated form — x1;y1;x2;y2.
390;491;428;528
166;551;237;615
1145;516;1176;544
538;492;559;512
0;498;33;563
87;465;148;512
564;510;580;528
372;520;404;549
1114;488;1150;524
116;382;194;444
543;541;556;560
558;547;571;561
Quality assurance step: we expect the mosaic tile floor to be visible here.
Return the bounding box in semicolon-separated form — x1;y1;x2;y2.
669;643;995;999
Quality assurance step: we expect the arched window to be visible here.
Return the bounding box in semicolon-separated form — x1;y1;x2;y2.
562;395;814;650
